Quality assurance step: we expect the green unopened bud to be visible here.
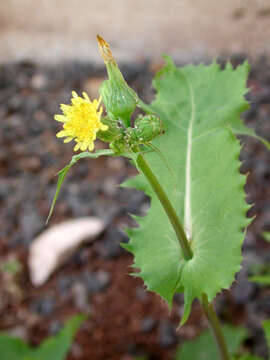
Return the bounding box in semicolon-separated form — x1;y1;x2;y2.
97;116;122;143
97;35;138;127
110;136;129;155
134;114;163;143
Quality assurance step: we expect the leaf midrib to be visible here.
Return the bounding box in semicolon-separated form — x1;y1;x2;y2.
184;73;196;241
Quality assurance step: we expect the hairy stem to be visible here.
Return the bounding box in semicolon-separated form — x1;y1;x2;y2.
136;152;230;360
137;153;193;260
202;294;230;360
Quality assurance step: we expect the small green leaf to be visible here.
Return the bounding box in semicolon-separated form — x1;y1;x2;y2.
0;335;30;360
262;319;270;357
263;232;270;243
28;314;86;360
0;259;22;275
249;275;270;285
175;324;247;360
46;149;114;224
0;315;86;360
238;355;262;360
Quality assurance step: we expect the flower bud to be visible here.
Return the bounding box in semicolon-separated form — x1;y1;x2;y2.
134;114;163;143
97;35;138;127
96;116;122;143
110;136;129;155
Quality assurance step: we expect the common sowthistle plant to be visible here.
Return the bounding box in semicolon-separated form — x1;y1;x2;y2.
49;36;270;360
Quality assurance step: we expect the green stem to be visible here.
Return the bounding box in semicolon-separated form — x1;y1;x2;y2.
202;294;230;360
138;99;159;116
137;153;193;261
136;152;230;360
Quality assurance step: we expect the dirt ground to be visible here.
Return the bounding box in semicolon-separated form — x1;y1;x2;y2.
1;0;270;63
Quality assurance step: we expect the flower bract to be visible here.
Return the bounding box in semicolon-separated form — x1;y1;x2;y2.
55;91;108;152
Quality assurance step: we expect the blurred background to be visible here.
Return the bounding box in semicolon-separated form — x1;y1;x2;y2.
1;0;270;63
0;1;270;359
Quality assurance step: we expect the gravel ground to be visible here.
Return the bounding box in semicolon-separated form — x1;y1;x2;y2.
0;56;269;359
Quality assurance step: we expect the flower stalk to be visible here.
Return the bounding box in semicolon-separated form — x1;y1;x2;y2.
202;294;230;360
136;153;193;261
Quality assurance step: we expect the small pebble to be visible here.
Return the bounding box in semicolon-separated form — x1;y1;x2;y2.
232;280;257;305
83;270;111;295
71;282;91;312
31;295;55;317
158;320;178;348
140;317;157;333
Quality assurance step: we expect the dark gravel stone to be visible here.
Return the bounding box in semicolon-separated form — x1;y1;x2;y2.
254;294;270;316
19;204;43;245
83;270;111;295
123;190;147;215
245;326;268;359
127;343;148;358
173;293;184;304
96;239;123;259
158;320;178;348
135;287;149;303
231;279;257;305
140;317;157;333
56;275;74;293
31;295;56;317
70;248;89;267
96;228;126;259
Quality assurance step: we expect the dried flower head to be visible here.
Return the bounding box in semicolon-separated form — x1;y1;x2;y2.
97;34;116;64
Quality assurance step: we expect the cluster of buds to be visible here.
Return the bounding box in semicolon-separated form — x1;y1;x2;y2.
96;35;163;155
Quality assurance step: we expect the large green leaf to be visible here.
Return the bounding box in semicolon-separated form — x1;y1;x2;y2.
123;58;253;324
175;324;247;360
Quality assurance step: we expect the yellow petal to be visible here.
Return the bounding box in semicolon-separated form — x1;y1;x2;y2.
100;124;108;131
88;142;94;151
54;115;67;122
98;107;103;116
60;104;71;114
64;137;73;143
82;92;90;101
56;130;67;138
81;142;88;151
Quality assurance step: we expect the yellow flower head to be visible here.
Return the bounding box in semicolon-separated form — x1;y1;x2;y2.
55;91;108;152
